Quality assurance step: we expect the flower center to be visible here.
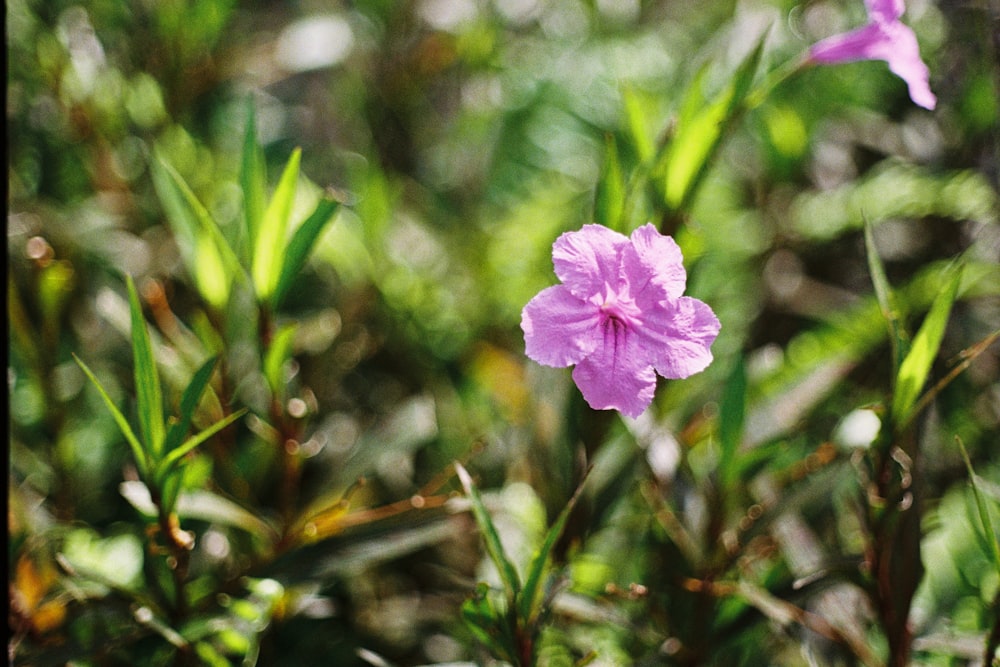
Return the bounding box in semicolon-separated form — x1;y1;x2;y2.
598;284;639;329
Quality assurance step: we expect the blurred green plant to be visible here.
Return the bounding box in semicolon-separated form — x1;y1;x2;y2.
74;276;246;614
8;1;1000;665
457;462;590;666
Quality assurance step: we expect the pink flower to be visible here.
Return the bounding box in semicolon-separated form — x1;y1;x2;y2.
809;0;936;110
521;223;720;418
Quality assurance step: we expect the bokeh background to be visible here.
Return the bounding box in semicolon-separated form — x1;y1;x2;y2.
8;0;1000;664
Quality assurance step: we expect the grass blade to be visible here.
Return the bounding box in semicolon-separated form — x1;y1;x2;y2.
864;219;906;373
455;462;521;598
892;264;962;428
518;467;591;624
956;436;1000;581
127;276;165;458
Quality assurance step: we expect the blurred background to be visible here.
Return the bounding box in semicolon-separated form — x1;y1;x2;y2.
8;0;1000;664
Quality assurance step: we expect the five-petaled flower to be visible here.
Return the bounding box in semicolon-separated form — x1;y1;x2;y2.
521;223;720;418
809;0;936;110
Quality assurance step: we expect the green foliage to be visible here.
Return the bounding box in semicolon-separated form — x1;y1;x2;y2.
7;1;999;665
658;33;767;213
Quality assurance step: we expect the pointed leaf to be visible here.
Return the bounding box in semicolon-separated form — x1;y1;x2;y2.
241;101;267;263
127;276;165;457
455;463;521;598
621;85;655;164
956;436;1000;581
151;155;242;309
892;265;962;428
594;135;626;232
120;481;278;540
271;197;340;308
157;409;247;480
662;35;765;212
74;354;149;476
864;219;906;373
263;323;298;400
518;467;591;624
252;148;301;301
161;356;219;456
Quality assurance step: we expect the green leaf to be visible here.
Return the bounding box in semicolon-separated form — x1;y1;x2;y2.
594;135;626;232
864;219;906;373
120;480;277;540
127;276;165;458
161;356;219;456
151;154;242;309
955;436;1000;582
621;85;655;164
271;197;340;309
263;323;298;399
156;409;247;481
718;356;747;488
252;148;301;301
455;463;521;598
461;584;515;661
241;101;267;264
661;35;765;212
892;264;962;428
518;468;590;625
74;354;150;476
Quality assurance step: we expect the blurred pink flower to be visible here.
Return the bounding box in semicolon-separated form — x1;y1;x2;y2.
521;224;720;418
809;0;936;109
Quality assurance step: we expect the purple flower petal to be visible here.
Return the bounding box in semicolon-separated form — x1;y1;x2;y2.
521;285;601;367
624;223;687;301
865;0;904;23
552;224;628;301
521;223;720;417
809;0;936;110
881;22;936;110
571;324;657;418
642;297;721;379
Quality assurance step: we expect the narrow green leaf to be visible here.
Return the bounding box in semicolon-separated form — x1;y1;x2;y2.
455;463;521;598
252;148;301;301
151;155;243;309
718;356;747;487
74;354;150;476
518;467;591;625
892;264;962;428
864;219;906;373
120;481;278;540
621;85;655;163
956;436;1000;582
461;585;515;661
241;101;267;263
662;35;765;212
594;135;626;232
263;323;298;399
127;276;165;458
161;356;219;456
271;197;340;309
157;409;247;480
